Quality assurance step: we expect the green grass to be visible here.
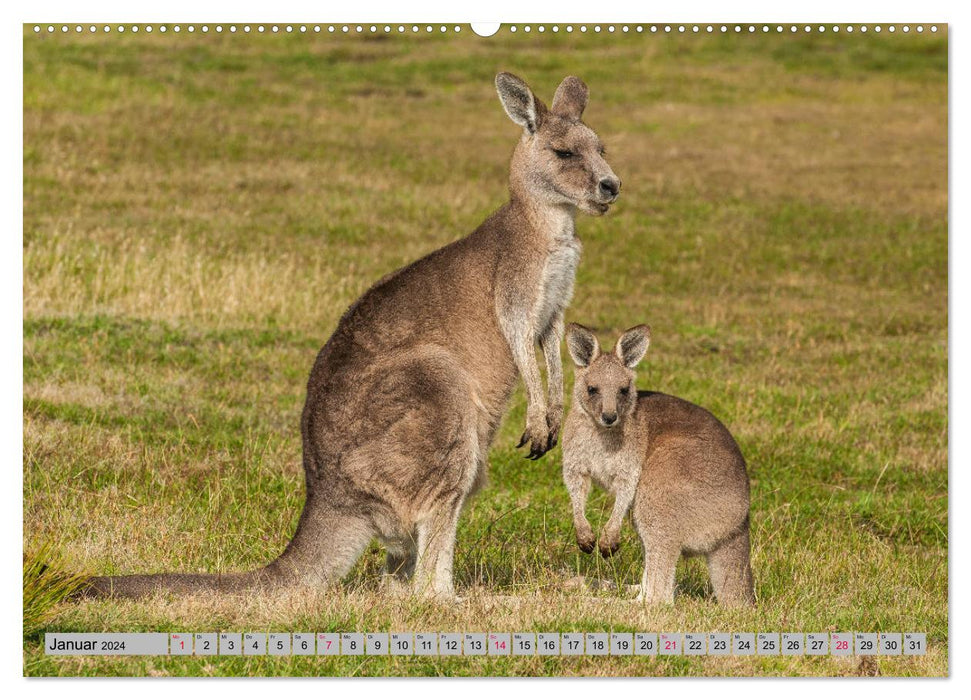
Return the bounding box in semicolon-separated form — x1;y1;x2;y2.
23;542;88;638
23;26;947;677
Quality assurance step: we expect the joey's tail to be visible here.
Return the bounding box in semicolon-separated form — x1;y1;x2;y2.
75;494;375;600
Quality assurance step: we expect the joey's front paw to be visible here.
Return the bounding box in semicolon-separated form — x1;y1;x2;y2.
517;411;556;460
598;538;620;559
577;535;596;554
575;524;596;553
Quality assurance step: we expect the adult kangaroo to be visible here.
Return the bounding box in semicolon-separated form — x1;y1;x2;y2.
80;73;620;601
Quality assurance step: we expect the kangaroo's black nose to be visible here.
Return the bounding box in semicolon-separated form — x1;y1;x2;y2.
602;413;617;426
599;177;620;199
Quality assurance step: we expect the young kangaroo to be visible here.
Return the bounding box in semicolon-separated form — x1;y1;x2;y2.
562;324;755;606
79;74;620;601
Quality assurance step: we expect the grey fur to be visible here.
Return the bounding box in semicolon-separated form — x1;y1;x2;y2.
78;73;620;602
562;324;756;606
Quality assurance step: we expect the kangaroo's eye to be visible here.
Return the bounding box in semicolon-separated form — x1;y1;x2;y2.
587;385;599;396
619;386;630;396
554;149;575;159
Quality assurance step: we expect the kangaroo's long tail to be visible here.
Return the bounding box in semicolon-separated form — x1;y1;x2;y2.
77;569;275;599
73;493;374;600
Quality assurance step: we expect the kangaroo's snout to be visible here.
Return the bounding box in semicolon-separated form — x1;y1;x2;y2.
601;412;618;426
598;177;620;201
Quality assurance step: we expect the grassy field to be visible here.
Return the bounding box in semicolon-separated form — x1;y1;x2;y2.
22;26;947;677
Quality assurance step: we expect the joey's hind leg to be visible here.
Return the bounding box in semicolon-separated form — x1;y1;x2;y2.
412;493;465;601
635;537;679;605
707;525;756;607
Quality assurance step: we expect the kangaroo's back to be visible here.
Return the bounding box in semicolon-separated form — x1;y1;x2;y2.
634;391;748;491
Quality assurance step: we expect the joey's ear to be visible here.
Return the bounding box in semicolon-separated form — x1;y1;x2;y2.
496;72;546;133
615;325;651;368
566;323;601;367
551;76;588;121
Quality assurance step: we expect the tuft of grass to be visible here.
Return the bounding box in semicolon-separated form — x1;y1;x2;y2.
23;541;89;638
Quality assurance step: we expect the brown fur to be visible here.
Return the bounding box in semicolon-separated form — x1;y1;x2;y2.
79;73;620;601
562;324;755;606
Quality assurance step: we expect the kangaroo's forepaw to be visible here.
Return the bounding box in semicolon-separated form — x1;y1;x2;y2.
545;414;560;451
546;428;558;452
518;410;560;460
518;429;554;460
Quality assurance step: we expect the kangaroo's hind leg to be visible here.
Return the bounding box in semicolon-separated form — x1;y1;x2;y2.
706;521;755;607
382;533;418;595
411;491;467;600
411;384;482;600
361;345;483;602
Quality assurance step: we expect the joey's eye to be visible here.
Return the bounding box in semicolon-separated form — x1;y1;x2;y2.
599;146;607;156
554;149;575;159
619;386;630;396
587;386;599;396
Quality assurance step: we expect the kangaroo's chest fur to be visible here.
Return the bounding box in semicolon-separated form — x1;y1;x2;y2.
533;216;581;337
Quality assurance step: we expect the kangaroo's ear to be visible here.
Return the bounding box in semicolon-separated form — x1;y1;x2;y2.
496;72;547;133
551;76;588;121
567;323;601;367
615;325;651;368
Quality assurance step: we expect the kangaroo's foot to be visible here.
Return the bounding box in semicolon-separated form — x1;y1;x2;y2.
634;583;675;605
381;574;412;599
407;576;460;604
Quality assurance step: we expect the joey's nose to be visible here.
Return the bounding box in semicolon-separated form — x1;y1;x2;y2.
599;177;620;200
601;413;617;426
